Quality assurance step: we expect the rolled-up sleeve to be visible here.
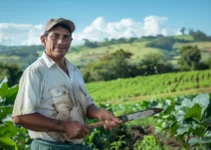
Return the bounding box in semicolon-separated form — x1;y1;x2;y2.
86;93;94;106
12;67;43;117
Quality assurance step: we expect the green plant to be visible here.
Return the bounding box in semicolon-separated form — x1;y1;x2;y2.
156;94;211;149
133;135;163;150
109;135;126;150
0;78;31;150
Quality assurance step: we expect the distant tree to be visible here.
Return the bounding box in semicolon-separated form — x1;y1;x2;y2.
104;38;109;42
180;27;186;35
178;45;201;71
82;49;133;82
118;37;127;43
204;56;211;69
146;37;175;50
110;38;118;44
189;30;207;41
83;39;98;48
139;53;173;75
0;63;23;86
189;29;194;35
128;37;138;44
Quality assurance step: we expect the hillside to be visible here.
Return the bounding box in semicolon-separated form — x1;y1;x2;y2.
0;35;211;70
65;41;163;66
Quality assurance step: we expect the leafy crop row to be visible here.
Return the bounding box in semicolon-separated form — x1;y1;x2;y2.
86;69;211;102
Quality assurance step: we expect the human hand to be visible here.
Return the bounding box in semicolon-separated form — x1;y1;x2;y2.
97;109;122;130
64;121;90;139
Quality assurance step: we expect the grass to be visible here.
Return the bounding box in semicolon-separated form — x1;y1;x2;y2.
174;35;194;41
173;41;211;50
0;55;20;61
66;41;163;66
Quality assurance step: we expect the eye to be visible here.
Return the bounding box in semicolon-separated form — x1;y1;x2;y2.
51;34;59;39
64;35;72;40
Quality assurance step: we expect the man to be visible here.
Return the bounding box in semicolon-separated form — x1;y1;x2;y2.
12;18;122;150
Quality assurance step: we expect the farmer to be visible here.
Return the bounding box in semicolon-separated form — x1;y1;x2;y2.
12;18;122;150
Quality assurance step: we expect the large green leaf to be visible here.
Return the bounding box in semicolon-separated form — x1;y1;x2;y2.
0;137;18;150
5;85;18;105
188;137;211;146
0;78;9;100
192;94;210;113
0;122;18;137
0;106;13;119
181;98;192;107
0;121;26;137
177;124;191;135
184;104;202;122
163;105;175;115
175;108;186;122
191;126;205;136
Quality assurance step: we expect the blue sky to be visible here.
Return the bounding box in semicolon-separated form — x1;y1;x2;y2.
0;0;210;45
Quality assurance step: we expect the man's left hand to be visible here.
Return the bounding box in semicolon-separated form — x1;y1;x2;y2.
97;108;122;130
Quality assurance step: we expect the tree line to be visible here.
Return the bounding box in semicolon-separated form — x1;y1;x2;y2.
81;45;211;82
82;29;211;49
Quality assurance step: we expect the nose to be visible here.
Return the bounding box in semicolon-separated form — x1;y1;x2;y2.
57;37;66;44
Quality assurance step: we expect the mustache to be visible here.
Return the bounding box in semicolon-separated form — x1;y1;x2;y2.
55;47;67;49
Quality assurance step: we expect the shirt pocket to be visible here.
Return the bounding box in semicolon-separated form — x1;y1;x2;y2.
49;85;73;112
75;85;88;115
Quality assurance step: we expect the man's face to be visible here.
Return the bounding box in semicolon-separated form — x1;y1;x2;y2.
42;26;72;59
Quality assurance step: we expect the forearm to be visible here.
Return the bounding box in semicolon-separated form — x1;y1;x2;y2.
86;104;103;119
12;113;65;132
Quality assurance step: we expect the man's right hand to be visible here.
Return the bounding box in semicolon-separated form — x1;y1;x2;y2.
63;121;90;139
13;113;90;139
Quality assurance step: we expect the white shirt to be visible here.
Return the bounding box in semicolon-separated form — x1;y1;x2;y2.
12;52;94;143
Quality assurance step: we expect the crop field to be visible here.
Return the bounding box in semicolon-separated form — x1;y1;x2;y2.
86;69;211;103
1;78;210;149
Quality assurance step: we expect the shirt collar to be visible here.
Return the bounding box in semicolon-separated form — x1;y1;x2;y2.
64;57;76;72
41;52;76;72
41;52;56;68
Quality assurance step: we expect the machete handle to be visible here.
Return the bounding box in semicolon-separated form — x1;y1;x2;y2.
87;115;124;129
87;121;105;129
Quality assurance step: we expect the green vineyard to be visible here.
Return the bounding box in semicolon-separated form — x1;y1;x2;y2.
86;69;211;103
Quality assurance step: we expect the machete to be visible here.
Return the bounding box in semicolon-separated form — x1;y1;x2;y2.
87;108;163;129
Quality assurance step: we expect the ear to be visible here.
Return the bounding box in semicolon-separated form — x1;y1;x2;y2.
40;35;46;46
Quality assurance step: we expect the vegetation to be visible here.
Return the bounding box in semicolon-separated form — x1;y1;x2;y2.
0;45;43;69
86;69;211;103
146;36;175;50
82;49;134;82
0;31;211;149
1;79;210;149
178;45;202;71
0;64;23;86
156;93;211;149
0;78;31;150
0;33;210;72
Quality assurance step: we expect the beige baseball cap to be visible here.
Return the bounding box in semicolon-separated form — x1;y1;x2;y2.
44;18;75;33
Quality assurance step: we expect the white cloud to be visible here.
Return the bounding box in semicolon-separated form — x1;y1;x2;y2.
0;16;181;46
72;16;181;45
0;23;43;46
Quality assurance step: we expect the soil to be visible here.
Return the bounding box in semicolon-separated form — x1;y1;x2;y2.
128;125;190;150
